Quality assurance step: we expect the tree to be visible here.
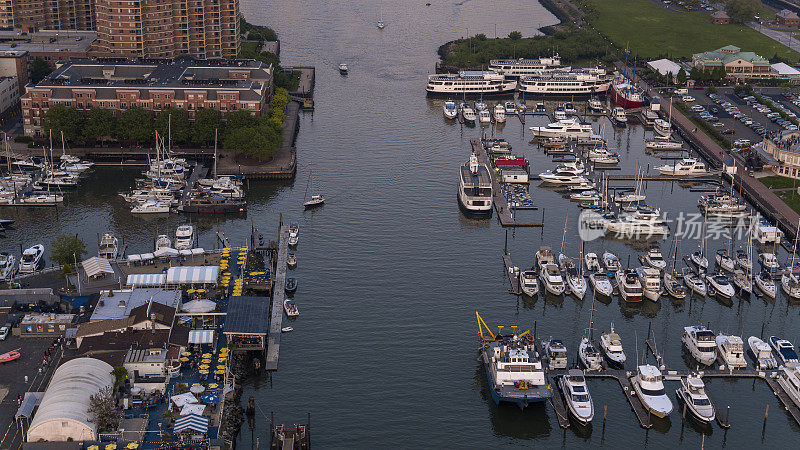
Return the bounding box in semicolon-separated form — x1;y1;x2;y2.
725;0;760;24
112;366;128;389
508;31;522;40
154;108;190;146
30;57;52;84
42;105;83;144
87;386;121;433
50;234;86;268
191;108;221;147
226;110;257;131
677;67;687;85
83;108;115;141
115;107;152;144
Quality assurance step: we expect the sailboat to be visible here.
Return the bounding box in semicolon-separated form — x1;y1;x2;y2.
782;220;800;299
377;1;385;29
663;236;687;299
303;163;325;208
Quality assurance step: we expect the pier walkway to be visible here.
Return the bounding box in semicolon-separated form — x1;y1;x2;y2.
501;254;522;295
265;223;289;371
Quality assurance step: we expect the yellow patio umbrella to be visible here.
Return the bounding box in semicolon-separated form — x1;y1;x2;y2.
127;443;140;449
202;353;212;358
240;247;248;251
219;348;228;353
215;369;226;375
105;444;117;450
216;364;226;370
201;359;211;364
217;357;227;363
181;351;191;356
192;382;201;386
179;357;189;362
88;446;99;450
222;247;231;251
187;288;196;294
222;272;230;276
199;369;209;375
208;383;219;389
199;364;209;370
196;289;205;293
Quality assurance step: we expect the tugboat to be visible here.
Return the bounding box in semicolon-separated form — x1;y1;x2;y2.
476;313;552;409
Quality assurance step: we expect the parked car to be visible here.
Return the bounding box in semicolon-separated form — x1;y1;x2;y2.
682;95;695;102
722;129;735;135
0;326;9;340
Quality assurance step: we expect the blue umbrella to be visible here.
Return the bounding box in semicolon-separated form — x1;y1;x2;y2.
201;394;219;404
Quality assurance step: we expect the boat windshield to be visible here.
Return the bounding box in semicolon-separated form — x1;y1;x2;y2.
693;398;711;406
21;254;34;263
781;347;799;360
572;394;590;402
640;386;665;396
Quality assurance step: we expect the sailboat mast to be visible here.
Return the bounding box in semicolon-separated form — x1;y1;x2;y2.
213;128;218;179
309;162;313;197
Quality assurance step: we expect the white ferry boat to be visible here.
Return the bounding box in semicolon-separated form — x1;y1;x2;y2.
518;72;610;96
458;155;493;214
488;56;566;77
530;118;594;139
426;71;517;97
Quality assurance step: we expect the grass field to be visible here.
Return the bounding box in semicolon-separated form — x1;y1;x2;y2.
591;0;799;61
760;176;800;213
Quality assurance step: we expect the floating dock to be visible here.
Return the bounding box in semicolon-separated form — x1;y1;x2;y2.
265;223;289;371
502;254;522;295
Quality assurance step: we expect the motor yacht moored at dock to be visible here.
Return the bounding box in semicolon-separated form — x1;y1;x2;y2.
458;154;493;215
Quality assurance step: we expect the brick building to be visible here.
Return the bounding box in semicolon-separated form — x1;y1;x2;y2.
710;11;730;25
0;0;95;32
22;55;272;137
94;0;240;59
778;9;800;28
0;30;95;66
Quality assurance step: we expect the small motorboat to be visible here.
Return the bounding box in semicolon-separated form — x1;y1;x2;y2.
756;271;777;299
759;252;780;272
544;339;568;369
339;63;348;74
715;249;735;272
769;336;800;366
288;233;299;247
285;277;298;293
663;271;687;299
520;269;539;297
578;337;602;371
0;252;16;280
19;244;44;274
584;252;600;272
589;272;614;298
560;369;594;425
155;234;172;252
443;101;458;119
283;300;299;318
493;104;506;123
0;348;20;363
98;233;119;259
602;252;620;272
676;375;715;424
599;324;626;368
748;336;777;370
461;104;476;123
281;326;294;333
504;101;517;115
705;272;735;299
683;270;707;297
559;254;586;299
287;253;297;269
644;245;666;270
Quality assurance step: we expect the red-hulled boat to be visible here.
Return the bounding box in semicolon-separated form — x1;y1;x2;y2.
492;155;529;171
610;77;646;109
0;348;20;363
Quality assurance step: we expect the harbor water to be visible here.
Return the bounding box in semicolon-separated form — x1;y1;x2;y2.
2;0;800;447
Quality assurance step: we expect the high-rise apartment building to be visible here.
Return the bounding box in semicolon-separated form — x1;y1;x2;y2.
0;0;95;32
94;0;240;59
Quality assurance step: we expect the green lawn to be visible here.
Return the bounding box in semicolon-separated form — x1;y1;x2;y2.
592;0;799;61
761;175;800;189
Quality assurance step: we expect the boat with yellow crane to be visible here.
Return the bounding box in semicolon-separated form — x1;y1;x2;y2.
476;312;552;409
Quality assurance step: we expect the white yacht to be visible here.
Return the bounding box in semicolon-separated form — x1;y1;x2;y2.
0;252;16;280
530;118;594;139
589;98;603;112
155;234;172;252
756;271;777;298
584;252;600;272
443;101;458;119
131;200;170;214
758;252;780;272
555;161;586;175
706;272;735;299
782;272;800;299
690;249;709;273
560;369;595;425
578;337;603;371
98;233;119;259
518;72;610;96
599;324;626;368
632;365;673;418
339;63;348;74
18;244;44;274
645;138;683;151
603;252;620;271
606;211;669;237
748;336;777;370
716;334;747;368
715;249;735;272
587;146;620;165
504;101;517;115
676;375;715;424
458;155;493;214
461;103;476;123
493;104;506;123
544;338;568;369
683;325;717;366
520;270;539;297
488;56;566;77
636;266;662;302
284;299;299;317
683;270;707;297
537;246;565;296
769;336;800;366
777;365;800;408
175;225;195;250
700;192;748;218
663;271;687;299
559;254;586;299
538;172;588;185
656;158;709;177
652;118;671;137
426;71;517;96
478;108;492;124
612;107;627;126
616;269;643;302
644;245;666;270
732;269;752;297
752;218;784;245
589;272;614;298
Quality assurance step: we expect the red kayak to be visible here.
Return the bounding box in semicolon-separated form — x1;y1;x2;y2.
0;348;20;363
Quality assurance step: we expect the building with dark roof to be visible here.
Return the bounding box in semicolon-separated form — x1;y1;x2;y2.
710;11;729;25
778;9;800;28
22;55;273;136
223;296;268;351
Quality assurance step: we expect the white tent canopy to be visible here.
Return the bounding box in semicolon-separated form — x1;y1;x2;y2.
188;329;215;344
180;403;206;416
772;62;800;76
647;58;682;77
126;273;167;287
82;256;114;278
154;247;180;258
171;392;198;408
166;266;219;285
182;299;217;313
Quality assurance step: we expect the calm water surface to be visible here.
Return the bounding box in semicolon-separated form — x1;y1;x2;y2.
3;0;800;447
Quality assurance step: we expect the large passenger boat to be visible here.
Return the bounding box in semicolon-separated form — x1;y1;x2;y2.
488;55;566;77
458;154;493;214
426;71;517;97
518;72;610;96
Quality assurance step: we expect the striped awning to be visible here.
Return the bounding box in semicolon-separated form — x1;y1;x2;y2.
174;413;208;433
188;329;215;344
166;266;219;285
125;273;166;287
82;256;114;278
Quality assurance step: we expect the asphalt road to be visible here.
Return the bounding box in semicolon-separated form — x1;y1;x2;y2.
749;21;800;53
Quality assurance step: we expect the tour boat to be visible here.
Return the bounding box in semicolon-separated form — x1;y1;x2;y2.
19;244;44;274
676;375;715;423
518;72;610;96
705;272;735;299
537;246;565;296
479;330;551;408
715;249;735;272
769;336;800;366
461;103;476;123
520;270;539;297
0;253;16;280
174;225;194;250
644;245;666;270
544;338;568;369
612;107;627;126
285;277;298;293
716;334;747;368
578;337;602;371
632;365;673;417
756;271;776;298
283;299;299;317
589;272;614;298
656;158;709;177
560;369;595;425
155;234;172;252
493;104;506;123
287;253;297;269
777;365;800;408
426;71;517;96
683;325;718;366
458;155;493;214
603;252;620;271
559;254;586;299
0;348;20;364
599;324;626;368
98;233;119;259
748;336;777;370
443;101;458;119
653;118;672;137
683;270;707;297
530;118;594;139
584;252;600;272
131;199;170;214
488;56;566;77
615;269;643;302
636;266;662;302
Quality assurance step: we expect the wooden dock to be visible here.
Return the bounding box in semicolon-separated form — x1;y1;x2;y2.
502;254;522;295
265;223;289;371
548;375;572;429
584;370;653;428
764;375;800;425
